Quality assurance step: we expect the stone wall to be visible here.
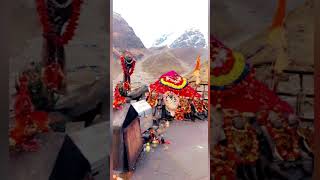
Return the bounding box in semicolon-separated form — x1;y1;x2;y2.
255;64;314;122
189;82;208;102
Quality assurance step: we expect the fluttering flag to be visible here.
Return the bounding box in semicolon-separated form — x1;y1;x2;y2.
193;55;201;85
268;0;289;74
271;0;286;29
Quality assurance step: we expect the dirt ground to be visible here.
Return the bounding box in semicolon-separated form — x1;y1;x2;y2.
117;120;209;180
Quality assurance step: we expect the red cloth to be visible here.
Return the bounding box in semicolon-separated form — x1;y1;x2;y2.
211;71;293;114
43;63;64;90
149;71;201;98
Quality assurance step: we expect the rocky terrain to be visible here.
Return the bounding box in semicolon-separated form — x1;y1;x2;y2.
169;48;208;66
112;12;145;49
142;51;188;78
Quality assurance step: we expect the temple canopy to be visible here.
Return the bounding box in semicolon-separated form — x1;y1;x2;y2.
149;71;201;98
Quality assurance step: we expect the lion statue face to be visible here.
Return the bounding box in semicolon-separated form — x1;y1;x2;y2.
163;91;180;116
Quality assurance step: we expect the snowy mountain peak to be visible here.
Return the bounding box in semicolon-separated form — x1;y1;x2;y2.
170;29;207;48
152;29;207;48
152;32;179;48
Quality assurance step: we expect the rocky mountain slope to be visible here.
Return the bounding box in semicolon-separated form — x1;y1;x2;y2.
142;51;188;78
112;12;145;49
169;48;208;66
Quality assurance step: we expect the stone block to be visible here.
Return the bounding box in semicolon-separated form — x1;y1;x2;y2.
279;96;297;110
302;75;314;95
278;74;300;94
301;97;314;119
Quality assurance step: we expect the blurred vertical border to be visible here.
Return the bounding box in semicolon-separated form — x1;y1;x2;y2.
0;1;10;180
314;0;320;179
0;0;112;179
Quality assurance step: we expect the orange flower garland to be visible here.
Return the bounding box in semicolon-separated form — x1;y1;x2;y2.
112;83;126;110
147;92;158;108
211;144;238;180
174;107;185;121
120;55;136;76
224;124;259;165
193;98;205;113
266;121;300;161
160;76;188;90
297;127;315;153
43;62;64;91
35;0;83;45
180;98;191;114
123;81;131;92
10;75;49;151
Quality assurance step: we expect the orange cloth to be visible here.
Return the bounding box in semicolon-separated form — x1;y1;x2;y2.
271;0;286;29
193;56;201;72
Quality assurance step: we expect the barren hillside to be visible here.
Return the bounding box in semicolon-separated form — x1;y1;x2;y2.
142;51;187;78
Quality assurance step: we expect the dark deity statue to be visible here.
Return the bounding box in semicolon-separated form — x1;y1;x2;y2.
120;51;136;85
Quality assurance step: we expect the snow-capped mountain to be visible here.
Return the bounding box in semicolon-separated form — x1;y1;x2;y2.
170;29;207;48
152;29;207;48
152;32;180;48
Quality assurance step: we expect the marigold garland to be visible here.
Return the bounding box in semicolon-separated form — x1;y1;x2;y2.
180;98;191;113
193;99;205;113
123;81;131;92
211;52;246;87
35;0;83;45
113;84;126;110
265;121;300;161
10;75;49;152
160;77;188;90
224;123;259;164
43;62;64;91
174;107;185;121
297;127;314;153
147;92;158;108
120;56;136;76
211;144;238;180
